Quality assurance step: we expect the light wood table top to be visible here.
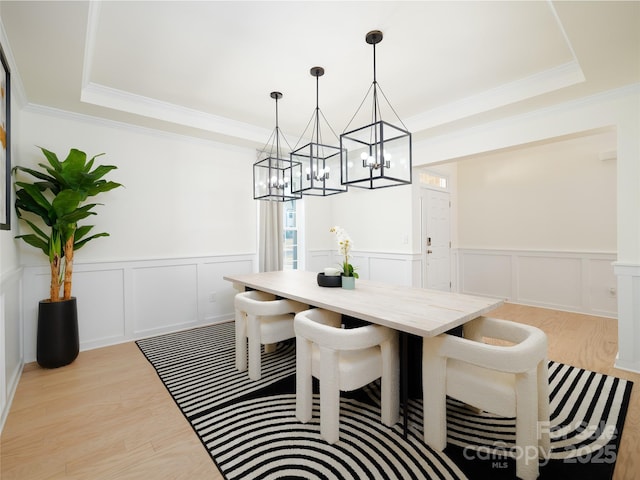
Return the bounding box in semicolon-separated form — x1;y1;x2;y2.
224;270;503;337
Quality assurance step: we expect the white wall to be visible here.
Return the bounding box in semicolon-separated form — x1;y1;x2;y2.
17;108;257;265
456;130;616;251
303;195;333;252
12;108;260;363
328;182;414;254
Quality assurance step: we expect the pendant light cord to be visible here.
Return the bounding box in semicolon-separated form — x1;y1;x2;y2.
342;35;409;134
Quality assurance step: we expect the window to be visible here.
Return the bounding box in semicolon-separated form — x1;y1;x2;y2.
283;200;303;270
419;171;448;190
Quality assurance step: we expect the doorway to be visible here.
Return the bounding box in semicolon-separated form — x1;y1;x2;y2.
421;187;451;291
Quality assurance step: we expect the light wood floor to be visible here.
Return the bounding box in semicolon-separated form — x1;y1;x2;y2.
1;303;638;479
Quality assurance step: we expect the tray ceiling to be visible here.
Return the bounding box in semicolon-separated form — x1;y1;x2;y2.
1;1;638;147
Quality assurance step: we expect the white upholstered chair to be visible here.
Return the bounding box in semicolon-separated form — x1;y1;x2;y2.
234;290;307;381
294;308;399;444
422;316;550;480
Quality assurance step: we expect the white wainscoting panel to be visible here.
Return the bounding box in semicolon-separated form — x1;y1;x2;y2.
1;268;23;432
369;256;410;286
1;294;5;426
450;250;459;292
460;251;513;299
305;250;332;275
588;258;618;317
21;254;255;363
518;256;582;310
351;254;370;280
311;250;420;287
199;258;253;323
132;263;198;335
73;268;126;348
458;249;617;317
613;262;640;373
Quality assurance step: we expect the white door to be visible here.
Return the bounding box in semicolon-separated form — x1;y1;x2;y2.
422;188;451;291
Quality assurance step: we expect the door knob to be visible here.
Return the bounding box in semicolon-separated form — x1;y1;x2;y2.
427;250;433;254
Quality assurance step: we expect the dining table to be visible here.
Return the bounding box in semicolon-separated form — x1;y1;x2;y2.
224;269;504;434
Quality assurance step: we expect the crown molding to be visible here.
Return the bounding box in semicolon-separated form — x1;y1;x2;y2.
406;60;585;132
22;102;256;153
80;81;272;145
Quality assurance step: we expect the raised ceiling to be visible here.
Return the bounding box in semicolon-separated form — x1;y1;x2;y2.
1;1;638;149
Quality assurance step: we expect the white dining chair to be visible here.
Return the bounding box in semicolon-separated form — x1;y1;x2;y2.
234;290;307;381
422;316;550;480
294;308;399;444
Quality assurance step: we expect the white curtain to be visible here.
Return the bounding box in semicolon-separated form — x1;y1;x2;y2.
259;200;283;272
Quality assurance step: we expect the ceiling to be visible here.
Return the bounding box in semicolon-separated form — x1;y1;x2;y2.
1;1;638;151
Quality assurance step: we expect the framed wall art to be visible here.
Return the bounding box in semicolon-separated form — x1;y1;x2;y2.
0;42;10;230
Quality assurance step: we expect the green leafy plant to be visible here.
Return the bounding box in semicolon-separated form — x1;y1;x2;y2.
329;226;359;278
14;147;122;302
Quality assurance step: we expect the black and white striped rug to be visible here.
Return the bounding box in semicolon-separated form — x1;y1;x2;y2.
136;322;632;479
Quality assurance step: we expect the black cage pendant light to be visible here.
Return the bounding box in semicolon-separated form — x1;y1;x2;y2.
291;67;347;196
340;30;412;189
253;91;302;201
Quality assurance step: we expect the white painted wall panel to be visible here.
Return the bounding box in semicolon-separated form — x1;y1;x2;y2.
21;255;254;363
329;185;414;254
73;269;125;347
132;264;198;334
0;295;5;419
461;251;512;299
318;250;420;287
200;259;253;322
22;270;48;364
16;110;258;266
456;130;616;252
459;249;617;317
350;254;369;281
369;256;410;286
613;263;640;372
517;256;582;309
306;251;332;274
0;268;22;431
588;259;618;317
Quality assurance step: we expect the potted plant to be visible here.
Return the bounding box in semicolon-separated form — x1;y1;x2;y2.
14;147;122;368
329;226;359;289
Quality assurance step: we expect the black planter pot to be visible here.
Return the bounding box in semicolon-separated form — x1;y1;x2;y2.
37;297;79;368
